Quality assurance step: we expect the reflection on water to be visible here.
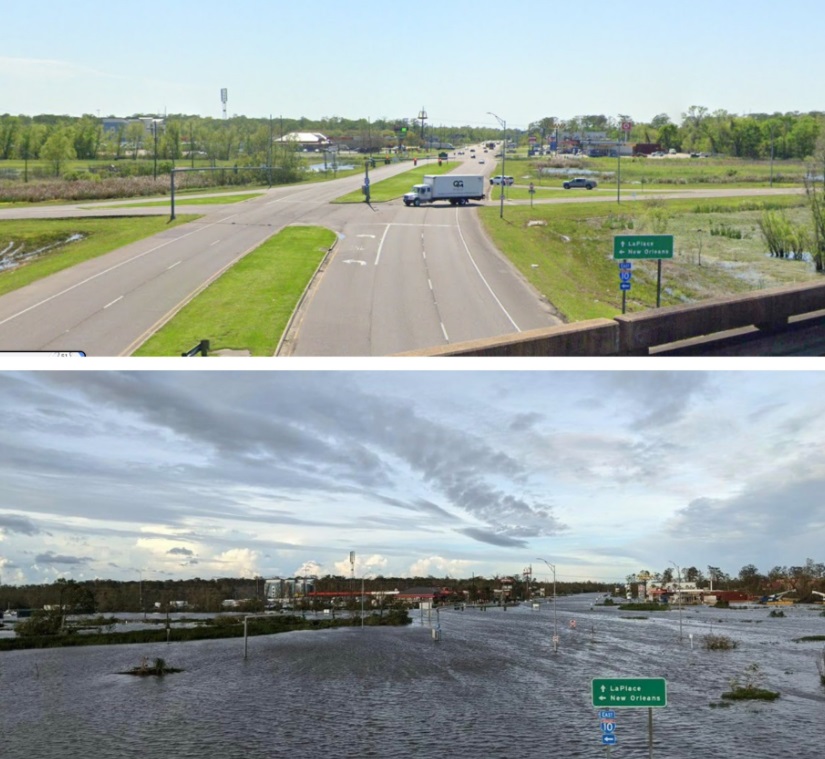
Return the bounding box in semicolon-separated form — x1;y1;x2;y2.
2;595;823;758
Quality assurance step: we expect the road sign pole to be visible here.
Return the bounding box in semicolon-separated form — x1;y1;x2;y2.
648;707;653;759
622;260;627;314
657;259;662;308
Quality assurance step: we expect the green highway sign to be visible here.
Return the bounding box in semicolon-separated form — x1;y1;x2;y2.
592;678;667;708
613;234;674;260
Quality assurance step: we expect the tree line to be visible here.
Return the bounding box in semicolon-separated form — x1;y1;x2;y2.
0;574;612;615
627;558;825;601
530;107;825;159
3;106;822;173
0;113;502;175
4;562;823;615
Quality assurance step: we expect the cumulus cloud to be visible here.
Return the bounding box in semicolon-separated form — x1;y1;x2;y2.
211;548;261;577
408;555;475;577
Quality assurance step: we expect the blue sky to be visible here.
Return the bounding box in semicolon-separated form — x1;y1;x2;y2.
2;1;823;128
1;369;823;587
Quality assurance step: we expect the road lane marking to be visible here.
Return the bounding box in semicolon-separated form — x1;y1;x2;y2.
441;322;449;341
167;261;182;270
103;296;123;309
428;279;433;291
374;224;391;266
454;208;520;332
210;240;221;246
0;215;240;329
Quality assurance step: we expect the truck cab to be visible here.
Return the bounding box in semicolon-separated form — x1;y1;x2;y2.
403;184;430;206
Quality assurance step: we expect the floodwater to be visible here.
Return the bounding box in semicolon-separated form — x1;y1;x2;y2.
1;594;823;758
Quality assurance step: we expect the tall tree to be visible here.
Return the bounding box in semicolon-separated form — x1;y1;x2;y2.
40;129;76;176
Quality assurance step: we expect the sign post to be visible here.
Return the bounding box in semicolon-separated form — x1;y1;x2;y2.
613;235;674;310
529;182;535;207
592;678;666;759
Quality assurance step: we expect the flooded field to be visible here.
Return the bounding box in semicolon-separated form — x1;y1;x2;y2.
2;593;823;758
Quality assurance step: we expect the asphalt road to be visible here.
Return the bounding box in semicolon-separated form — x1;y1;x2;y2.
0;153;559;356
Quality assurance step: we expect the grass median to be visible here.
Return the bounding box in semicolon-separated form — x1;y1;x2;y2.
478;193;813;321
85;192;264;209
133;225;337;356
333;161;460;203
0;215;198;297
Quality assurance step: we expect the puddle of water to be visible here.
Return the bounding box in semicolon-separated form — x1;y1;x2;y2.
0;233;86;273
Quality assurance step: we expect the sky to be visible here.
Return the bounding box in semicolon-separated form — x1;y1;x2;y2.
2;1;824;129
1;369;823;588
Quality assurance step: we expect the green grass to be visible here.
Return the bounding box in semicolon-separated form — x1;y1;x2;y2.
478;193;815;322
89;192;264;209
0;215;198;297
133;225;337;356
494;154;811;190
333;161;461;203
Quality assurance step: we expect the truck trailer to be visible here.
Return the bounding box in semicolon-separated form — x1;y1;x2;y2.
403;174;485;206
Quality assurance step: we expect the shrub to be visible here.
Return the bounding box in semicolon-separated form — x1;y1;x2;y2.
722;663;780;701
704;634;737;650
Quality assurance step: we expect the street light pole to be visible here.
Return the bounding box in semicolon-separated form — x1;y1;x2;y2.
669;561;683;641
537;558;558;652
153;120;158;180
488;111;506;219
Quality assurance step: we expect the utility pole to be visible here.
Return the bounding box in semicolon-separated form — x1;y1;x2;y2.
153;120;158;180
488;112;506;219
537;558;558;652
268;115;274;188
669;561;684;641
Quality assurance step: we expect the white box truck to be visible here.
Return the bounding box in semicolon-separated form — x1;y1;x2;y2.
403;174;485;206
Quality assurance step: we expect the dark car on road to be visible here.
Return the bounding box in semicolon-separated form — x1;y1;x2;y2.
563;177;597;190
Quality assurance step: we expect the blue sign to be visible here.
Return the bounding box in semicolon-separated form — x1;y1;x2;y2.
618;262;632;270
602;735;617;746
600;721;616;733
364;177;370;186
598;710;616;719
620;271;632;282
620;282;631;291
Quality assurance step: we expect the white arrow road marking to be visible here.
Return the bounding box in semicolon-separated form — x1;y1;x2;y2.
342;259;367;266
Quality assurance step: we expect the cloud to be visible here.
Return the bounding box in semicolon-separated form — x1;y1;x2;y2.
509;412;544;432
0;514;40;536
34;551;91;565
167;547;194;556
211;548;261;577
457;528;529;548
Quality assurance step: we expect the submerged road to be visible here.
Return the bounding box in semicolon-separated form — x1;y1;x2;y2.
0;154;559;356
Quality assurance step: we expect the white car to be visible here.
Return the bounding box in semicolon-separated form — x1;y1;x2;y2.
490;175;514;186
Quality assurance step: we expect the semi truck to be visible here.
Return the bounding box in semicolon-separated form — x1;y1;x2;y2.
402;174;485;206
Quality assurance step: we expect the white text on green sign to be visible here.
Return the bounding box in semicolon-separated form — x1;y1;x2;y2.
591;678;667;708
613;235;674;260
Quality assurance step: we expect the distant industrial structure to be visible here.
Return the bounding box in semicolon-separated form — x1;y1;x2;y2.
263;577;317;605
